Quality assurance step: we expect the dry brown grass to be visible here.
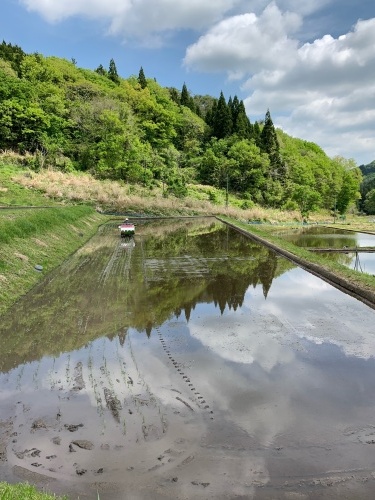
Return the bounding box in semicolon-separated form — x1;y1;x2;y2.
14;252;29;261
0;149;34;165
32;238;48;247
14;169;304;222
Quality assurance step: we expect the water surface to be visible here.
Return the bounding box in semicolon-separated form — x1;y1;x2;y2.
1;218;375;499
274;225;375;248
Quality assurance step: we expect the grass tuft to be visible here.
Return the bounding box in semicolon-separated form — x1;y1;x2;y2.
0;482;67;500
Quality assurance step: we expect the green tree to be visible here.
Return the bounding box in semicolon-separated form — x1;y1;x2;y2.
212;91;232;139
95;64;107;76
108;58;119;84
292;185;322;220
233;100;252;139
180;83;190;107
205;99;217;127
227;140;268;196
364;189;375;214
138;66;147;89
253;121;261;146
260;109;288;192
336;170;361;214
0;40;25;75
168;87;180;104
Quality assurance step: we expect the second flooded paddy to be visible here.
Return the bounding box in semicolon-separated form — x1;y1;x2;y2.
273;224;375;249
1;218;375;499
274;225;375;275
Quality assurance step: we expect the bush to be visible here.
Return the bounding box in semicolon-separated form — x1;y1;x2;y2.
283;199;299;211
208;190;219;204
241;200;254;210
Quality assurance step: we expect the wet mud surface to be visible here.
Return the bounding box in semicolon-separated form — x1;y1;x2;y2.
2;218;375;499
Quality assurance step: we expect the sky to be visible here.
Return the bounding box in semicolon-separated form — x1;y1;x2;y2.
1;0;374;165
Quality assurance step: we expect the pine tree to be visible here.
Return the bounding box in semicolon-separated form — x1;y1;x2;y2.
233;99;252;139
180;83;190;107
260;109;287;182
108;58;119;84
180;83;196;112
227;96;234;119
205;100;218;127
138;66;147;88
212;91;232;139
0;40;25;75
260;109;278;155
229;95;239;123
253;121;261;146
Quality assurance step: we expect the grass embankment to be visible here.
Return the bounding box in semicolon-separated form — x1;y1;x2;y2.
0;206;105;314
221;217;375;308
0;482;66;500
0;161;107;313
0;164;104;500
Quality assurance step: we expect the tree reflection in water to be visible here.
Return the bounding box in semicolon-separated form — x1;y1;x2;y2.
0;218;294;373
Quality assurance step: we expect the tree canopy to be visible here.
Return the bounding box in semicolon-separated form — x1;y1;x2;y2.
0;41;364;214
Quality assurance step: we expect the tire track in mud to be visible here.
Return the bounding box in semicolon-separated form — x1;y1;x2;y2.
6;333;172;480
96;224;134;286
126;335;168;440
155;327;214;420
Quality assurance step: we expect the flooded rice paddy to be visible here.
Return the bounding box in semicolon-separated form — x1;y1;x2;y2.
1;218;375;499
274;225;375;275
274;225;375;249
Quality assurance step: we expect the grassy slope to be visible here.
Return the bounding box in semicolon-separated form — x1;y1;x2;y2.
0;206;105;314
0;165;106;314
11;166;304;221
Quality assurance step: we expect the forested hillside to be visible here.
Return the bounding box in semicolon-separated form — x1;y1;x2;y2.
0;41;363;216
359;160;375;214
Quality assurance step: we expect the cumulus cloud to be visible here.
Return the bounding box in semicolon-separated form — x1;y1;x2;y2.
20;0;242;44
184;6;375;163
184;4;301;79
20;0;127;23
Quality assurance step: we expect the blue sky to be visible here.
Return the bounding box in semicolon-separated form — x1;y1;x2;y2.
1;0;374;165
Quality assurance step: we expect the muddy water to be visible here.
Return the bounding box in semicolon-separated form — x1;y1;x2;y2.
2;218;375;499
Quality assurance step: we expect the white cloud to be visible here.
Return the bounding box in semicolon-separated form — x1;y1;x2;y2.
184;4;301;79
20;0;242;44
20;0;128;23
184;7;375;163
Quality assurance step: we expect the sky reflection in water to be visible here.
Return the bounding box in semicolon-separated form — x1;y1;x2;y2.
1;219;375;493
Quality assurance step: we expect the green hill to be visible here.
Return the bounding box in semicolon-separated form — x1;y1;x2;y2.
0;40;362;216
